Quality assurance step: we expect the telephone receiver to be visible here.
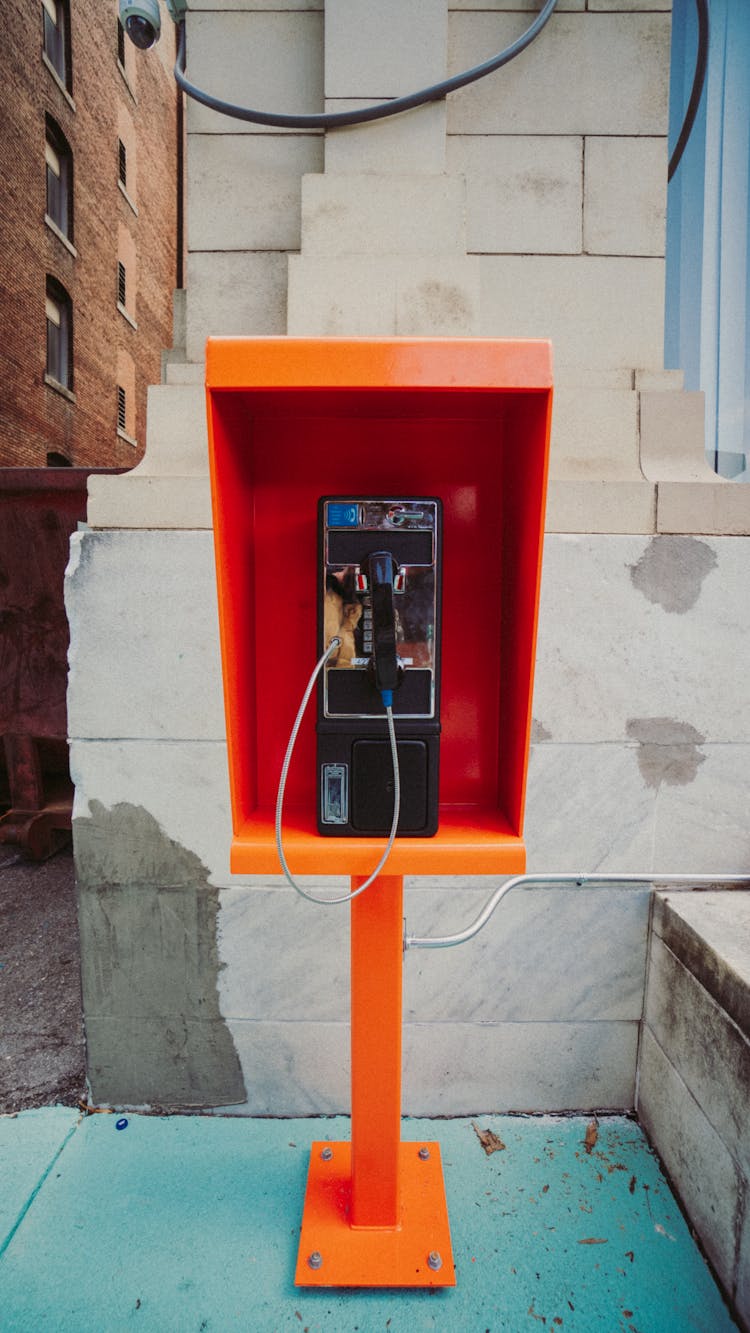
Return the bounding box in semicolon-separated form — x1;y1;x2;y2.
366;551;401;695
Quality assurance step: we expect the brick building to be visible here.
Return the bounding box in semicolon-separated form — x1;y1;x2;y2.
0;0;180;468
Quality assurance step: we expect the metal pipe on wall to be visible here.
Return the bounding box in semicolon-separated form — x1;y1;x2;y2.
404;872;750;951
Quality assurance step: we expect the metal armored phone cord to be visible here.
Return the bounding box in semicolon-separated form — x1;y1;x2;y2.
275;638;401;905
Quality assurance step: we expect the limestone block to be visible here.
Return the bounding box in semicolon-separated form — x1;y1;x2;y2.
218;887;350;1021
634;369;684;392
187;134;323;251
186;252;287;362
69;740;233;885
590;0;670;9
139;384;208;475
288;254;481;336
89;381;211;526
640;389;712;482
657;481;750;536
165;361;205;386
652;746;750;874
396;255;481;335
545;479;656;532
550;387;640;479
325;0;447;98
324;100;446;175
637;1027;742;1296
645;934;750;1173
223;1021;349;1114
653;891;750;1037
447;13;671;136
451;0;584;8
532;535;750;744
288;255;396;334
447;135;582;255
402;1019;638;1114
584;137;667;257
86;474;212;530
222;1017;637;1114
556;367;635;390
402;885;650;1022
479;256;665;371
524;743;656;871
299;172;467;256
185;11;323;135
66;530;225;743
217;882;649;1025
195;1;320;8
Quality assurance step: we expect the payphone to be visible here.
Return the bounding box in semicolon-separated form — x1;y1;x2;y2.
317;497;442;837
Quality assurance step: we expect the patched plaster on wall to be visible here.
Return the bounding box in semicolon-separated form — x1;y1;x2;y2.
625;717;706;790
73;800;245;1110
628;537;718;613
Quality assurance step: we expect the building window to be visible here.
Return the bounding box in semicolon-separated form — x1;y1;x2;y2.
117;260;127;308
117;385;127;432
117;19;125;68
45;117;73;240
45;277;72;389
46;450;72;467
118;139;127;189
42;0;71;90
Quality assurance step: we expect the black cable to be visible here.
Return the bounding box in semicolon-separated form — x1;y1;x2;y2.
668;0;710;182
174;0;558;131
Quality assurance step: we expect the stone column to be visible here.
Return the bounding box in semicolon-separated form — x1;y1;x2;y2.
288;0;480;337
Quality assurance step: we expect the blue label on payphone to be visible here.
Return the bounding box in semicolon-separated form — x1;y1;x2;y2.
326;502;359;527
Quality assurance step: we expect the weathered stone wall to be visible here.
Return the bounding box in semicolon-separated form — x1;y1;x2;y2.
638;892;750;1328
67;1;750;1113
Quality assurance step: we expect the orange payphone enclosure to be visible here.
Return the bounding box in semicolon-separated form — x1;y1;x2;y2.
206;337;552;1287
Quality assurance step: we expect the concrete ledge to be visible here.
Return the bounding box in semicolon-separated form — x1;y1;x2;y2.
638;1027;743;1303
545;479;656;533
86;475;212;530
656;482;750;536
639;889;750;1325
653;891;750;1038
640;389;711;483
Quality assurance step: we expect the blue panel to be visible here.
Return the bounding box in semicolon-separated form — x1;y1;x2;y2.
666;0;750;478
327;502;360;527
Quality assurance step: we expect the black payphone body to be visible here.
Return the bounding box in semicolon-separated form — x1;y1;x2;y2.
317;497;442;837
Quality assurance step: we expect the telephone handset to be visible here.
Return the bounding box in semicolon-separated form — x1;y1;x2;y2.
367;551;400;696
317;497;442;837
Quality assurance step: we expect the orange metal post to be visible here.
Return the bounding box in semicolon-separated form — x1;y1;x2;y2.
350;873;403;1228
294;870;455;1286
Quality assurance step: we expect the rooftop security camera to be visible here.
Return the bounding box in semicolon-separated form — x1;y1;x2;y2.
119;1;187;49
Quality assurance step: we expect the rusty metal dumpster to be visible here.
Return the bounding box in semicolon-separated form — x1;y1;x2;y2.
0;469;121;858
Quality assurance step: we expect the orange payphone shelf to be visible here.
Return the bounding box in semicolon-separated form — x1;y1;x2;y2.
229;806;525;876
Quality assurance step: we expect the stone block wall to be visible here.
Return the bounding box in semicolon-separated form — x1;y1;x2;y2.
68;1;750;1116
638;892;750;1328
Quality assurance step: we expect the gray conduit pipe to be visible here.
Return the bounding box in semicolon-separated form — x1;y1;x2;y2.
404;871;750;951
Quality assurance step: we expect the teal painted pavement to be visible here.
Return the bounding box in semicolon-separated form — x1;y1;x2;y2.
0;1111;737;1332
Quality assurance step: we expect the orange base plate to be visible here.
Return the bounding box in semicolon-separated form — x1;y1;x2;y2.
295;1141;455;1288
